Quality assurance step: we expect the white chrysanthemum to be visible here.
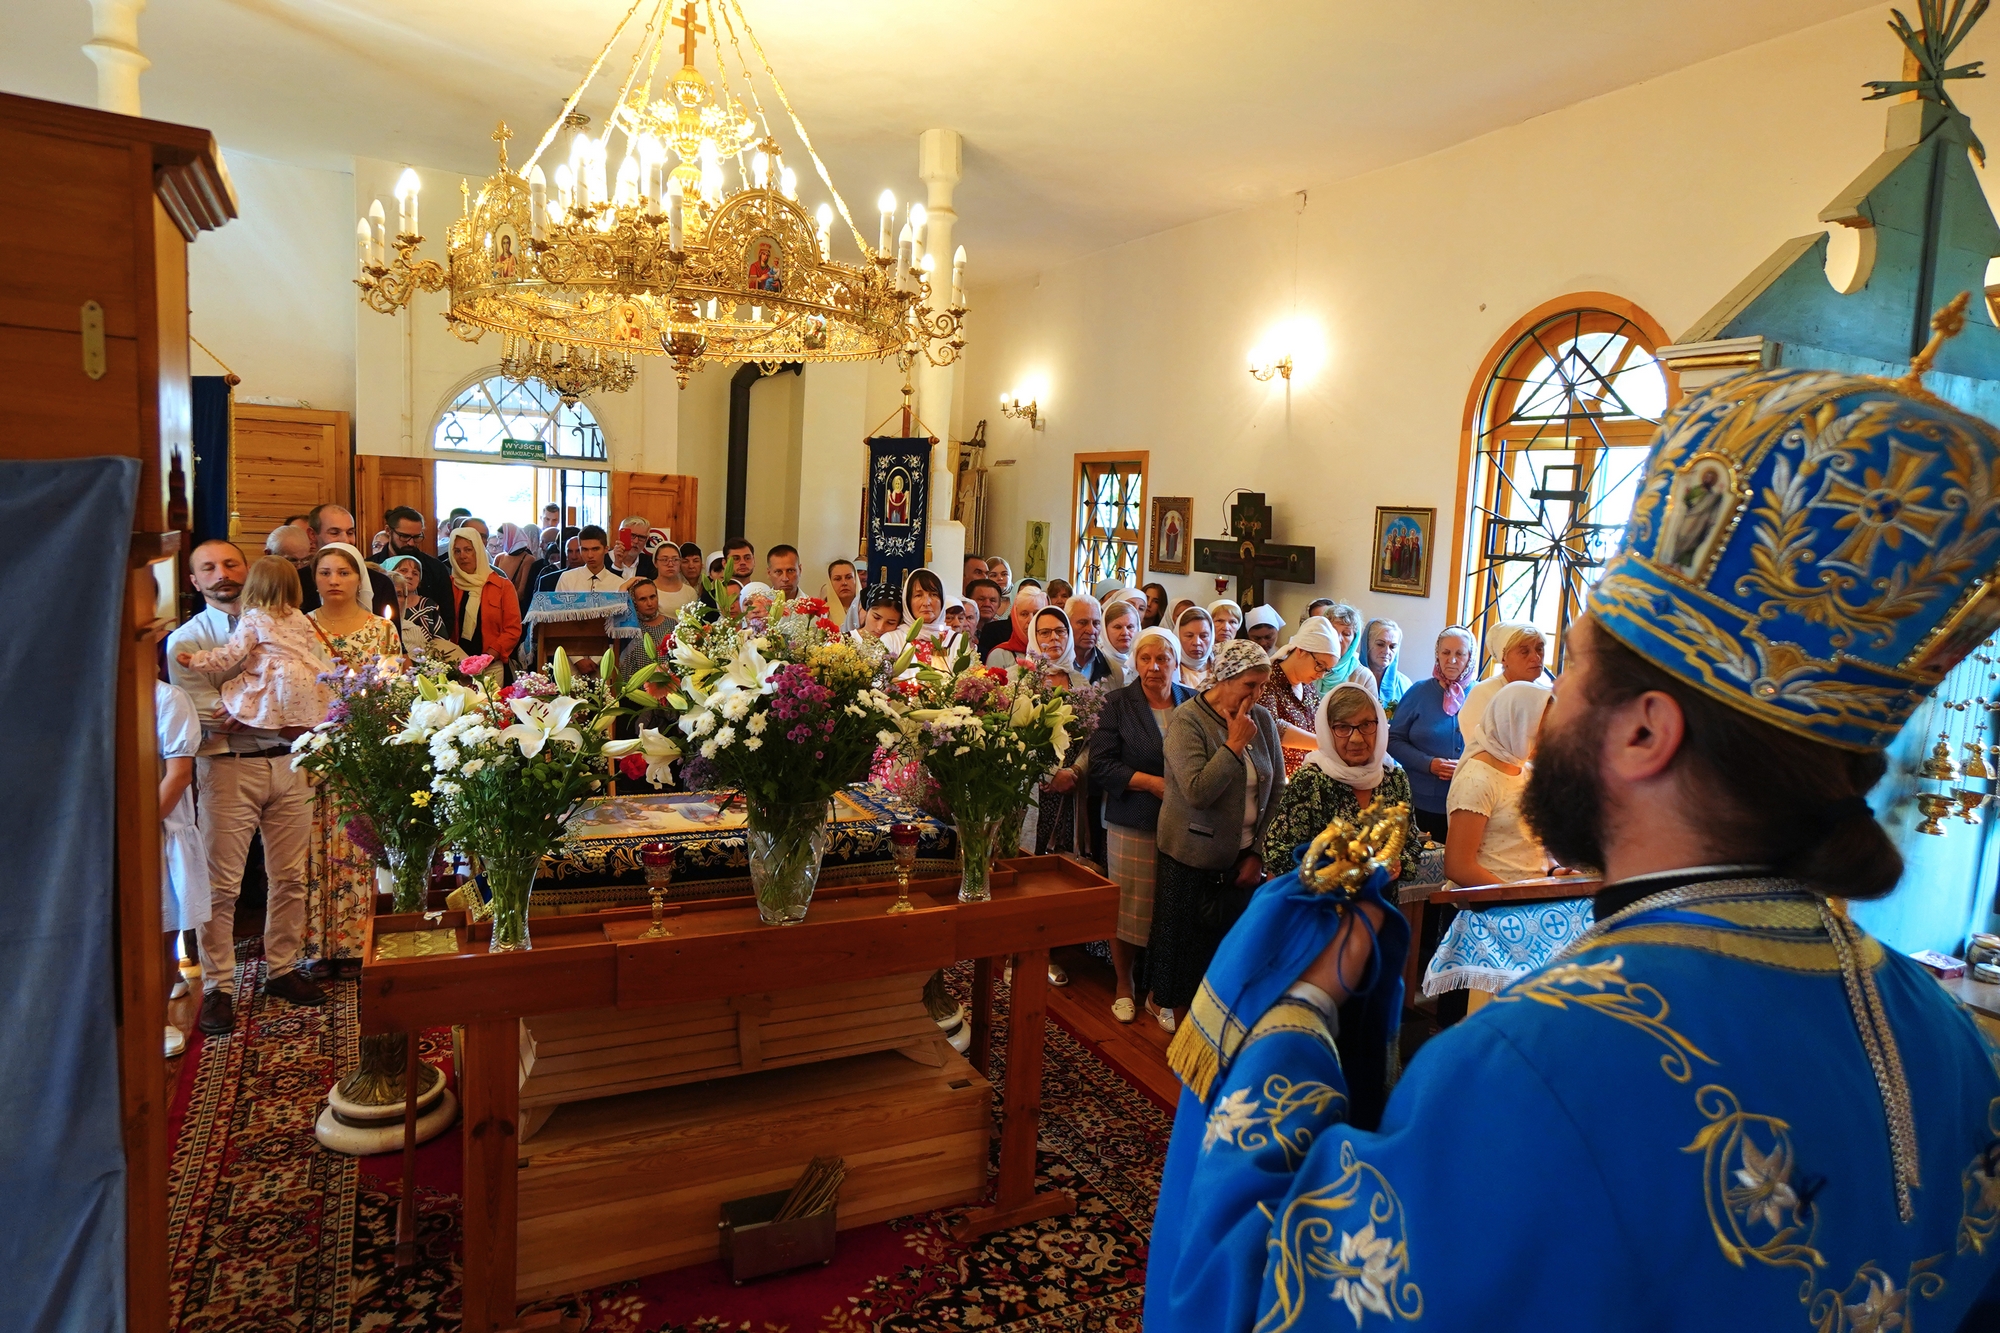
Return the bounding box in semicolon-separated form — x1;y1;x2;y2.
744;736;762;751
747;713;768;736
700;737;720;760
459;758;485;777
714;724;736;748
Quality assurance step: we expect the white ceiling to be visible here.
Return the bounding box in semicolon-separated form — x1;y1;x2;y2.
2;0;1881;280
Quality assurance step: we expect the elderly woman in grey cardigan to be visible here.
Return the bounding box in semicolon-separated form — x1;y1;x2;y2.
1144;639;1284;1032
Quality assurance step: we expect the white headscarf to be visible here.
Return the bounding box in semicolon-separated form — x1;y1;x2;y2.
1134;624;1181;667
1207;598;1244;639
882;568;962;658
1272;615;1339;663
1029;605;1077;671
1304;683;1389;790
1101;598;1140;678
1464;679;1550;768
1483;620;1544;678
447;525;493;640
1243;604;1286;634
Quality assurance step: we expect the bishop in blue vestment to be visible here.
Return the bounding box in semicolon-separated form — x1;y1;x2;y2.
1147;356;2000;1331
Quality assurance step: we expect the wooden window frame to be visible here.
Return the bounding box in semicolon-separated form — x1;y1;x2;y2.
1447;294;1677;669
1071;450;1149;590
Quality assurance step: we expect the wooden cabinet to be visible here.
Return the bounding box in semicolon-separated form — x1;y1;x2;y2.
0;91;234;1333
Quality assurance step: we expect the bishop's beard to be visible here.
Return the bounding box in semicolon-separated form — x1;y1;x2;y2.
1519;702;1609;875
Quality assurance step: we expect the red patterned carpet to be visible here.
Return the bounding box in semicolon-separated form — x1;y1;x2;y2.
168;945;1168;1331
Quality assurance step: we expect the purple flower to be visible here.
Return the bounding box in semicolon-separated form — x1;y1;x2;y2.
344;814;384;860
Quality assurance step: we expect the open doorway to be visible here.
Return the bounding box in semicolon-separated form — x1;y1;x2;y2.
434;461;608;536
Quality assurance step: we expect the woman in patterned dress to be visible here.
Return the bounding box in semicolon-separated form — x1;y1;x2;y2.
1262;682;1420;883
1257;616;1341;777
304;543;404;979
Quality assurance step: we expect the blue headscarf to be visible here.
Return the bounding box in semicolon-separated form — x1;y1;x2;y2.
1167;833;1410;1130
1318;603;1363;699
1364;617;1410;708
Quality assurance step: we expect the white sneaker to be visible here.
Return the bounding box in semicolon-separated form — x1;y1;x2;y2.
164;1025;186;1058
1111;997;1136;1023
170;978;189;1000
1156;1006;1177;1033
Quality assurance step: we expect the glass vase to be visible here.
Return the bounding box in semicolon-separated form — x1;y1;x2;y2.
484;848;542;952
383;834;437;915
746;799;832;925
954;812;1006;904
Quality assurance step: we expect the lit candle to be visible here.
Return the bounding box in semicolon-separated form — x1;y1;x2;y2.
909;202;927;250
780;165;797;199
355;218;372;276
896;222;912;288
668;179;684;251
615;152;639;208
815;202;832;260
367;199;387;266
554;163;574;216
752;150;769;189
951;244;966;306
527;165;547;239
586;136;609;211
877;190;895;257
568;126;591;202
395;167;421;237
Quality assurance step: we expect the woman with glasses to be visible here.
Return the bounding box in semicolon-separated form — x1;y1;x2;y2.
1386;626;1476;842
1258;615;1341;775
1262;683;1420;886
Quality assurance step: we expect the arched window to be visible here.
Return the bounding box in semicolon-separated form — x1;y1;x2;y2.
433;375;606;460
429;373;610;534
1452;297;1673;669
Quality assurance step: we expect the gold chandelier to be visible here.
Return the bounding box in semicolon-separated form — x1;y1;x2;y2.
355;0;967;392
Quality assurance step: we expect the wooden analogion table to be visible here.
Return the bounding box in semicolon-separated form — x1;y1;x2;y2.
361;855;1115;1333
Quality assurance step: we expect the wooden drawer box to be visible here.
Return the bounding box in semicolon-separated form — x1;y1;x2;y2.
515;1045;991;1300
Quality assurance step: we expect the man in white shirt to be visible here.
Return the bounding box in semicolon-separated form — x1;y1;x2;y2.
554;525;624;593
164;539;326;1036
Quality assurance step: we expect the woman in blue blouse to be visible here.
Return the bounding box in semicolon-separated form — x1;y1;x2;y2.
1386;626;1475;842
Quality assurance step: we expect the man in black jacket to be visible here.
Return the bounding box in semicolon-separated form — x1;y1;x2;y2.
383;505;455;614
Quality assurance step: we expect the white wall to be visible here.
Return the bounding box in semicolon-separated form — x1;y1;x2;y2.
188;151;355;414
958;7;2000;653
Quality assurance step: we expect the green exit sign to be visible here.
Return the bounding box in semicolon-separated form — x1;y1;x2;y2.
501;437;547;461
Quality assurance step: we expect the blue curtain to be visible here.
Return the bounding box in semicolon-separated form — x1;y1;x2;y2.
0;457;141;1332
863;436;931;595
191;376;231;548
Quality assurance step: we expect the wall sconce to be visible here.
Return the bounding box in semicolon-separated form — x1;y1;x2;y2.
999;390;1042;428
1248;351;1293;382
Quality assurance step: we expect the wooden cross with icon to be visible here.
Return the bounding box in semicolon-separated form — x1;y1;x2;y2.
1193;493;1317;608
674;2;706;66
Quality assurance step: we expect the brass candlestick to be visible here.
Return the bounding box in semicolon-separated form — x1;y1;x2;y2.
641;842;675;937
886;823;919;914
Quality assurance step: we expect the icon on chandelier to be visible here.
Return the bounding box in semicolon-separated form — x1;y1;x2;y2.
747;236;784;294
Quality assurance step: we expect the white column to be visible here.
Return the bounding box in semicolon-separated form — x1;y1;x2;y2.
917;128;965;596
83;0;149;117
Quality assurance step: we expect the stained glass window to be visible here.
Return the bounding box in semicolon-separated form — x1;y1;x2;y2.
1074;455;1147;589
1459;308;1668;669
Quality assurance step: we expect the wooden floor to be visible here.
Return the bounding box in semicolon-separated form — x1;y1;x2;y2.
1042;945;1181;1110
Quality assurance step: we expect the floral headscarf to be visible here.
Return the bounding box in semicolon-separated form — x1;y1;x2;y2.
1205;637;1270;685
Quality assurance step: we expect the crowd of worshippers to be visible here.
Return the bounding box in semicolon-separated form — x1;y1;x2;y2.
152;499;1565;1048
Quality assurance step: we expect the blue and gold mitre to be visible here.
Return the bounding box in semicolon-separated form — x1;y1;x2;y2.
1591;364;2000;751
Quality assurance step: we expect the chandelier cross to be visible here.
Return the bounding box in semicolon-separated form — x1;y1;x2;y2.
491;120;512;168
673;2;706;66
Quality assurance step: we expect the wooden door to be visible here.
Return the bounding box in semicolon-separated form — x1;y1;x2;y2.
229;403;349;543
611;471;698;547
354;453;438;546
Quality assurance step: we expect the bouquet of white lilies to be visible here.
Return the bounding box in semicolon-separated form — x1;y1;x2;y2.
388;646;678;949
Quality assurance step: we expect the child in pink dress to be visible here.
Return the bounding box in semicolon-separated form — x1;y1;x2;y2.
175;556;331;730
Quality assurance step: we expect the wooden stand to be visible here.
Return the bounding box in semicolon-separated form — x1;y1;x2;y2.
360;854;1116;1333
535;616;615;669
